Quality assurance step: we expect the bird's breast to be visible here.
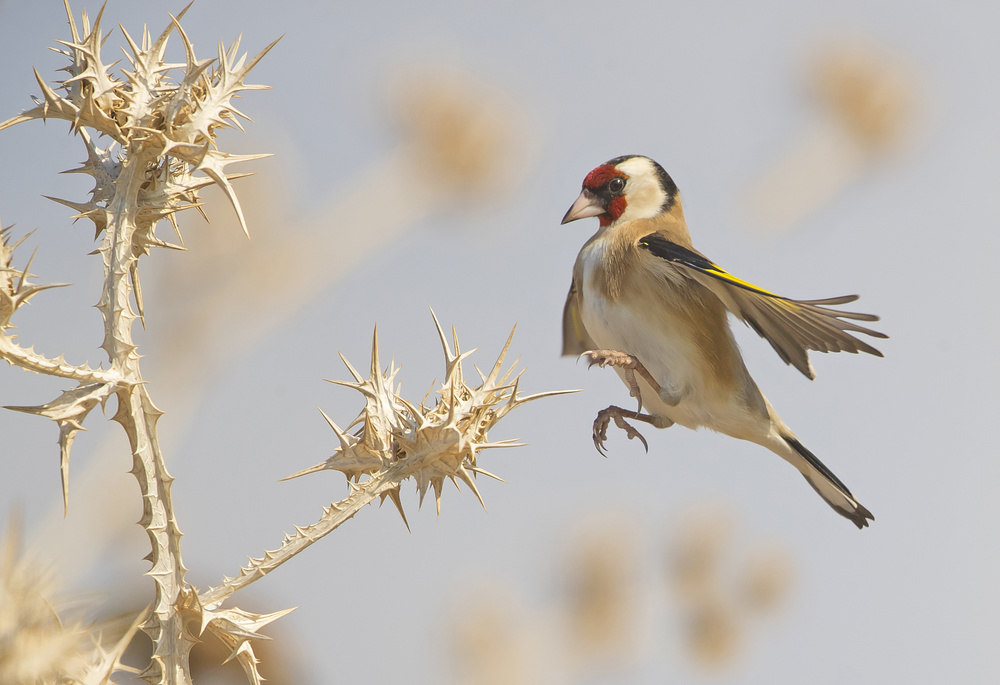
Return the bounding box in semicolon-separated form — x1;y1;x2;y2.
576;235;758;430
578;240;698;399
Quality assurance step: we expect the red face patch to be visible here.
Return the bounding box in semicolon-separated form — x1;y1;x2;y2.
607;195;627;221
583;164;629;226
582;164;619;190
598;196;627;227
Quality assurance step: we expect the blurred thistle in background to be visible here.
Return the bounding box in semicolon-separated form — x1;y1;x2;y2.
0;517;146;683
563;523;641;671
449;588;535;685
447;521;645;685
746;40;919;232
668;508;793;670
448;509;792;683
0;519;89;683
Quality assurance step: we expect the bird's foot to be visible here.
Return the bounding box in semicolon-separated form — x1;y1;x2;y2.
582;349;663;412
592;405;662;456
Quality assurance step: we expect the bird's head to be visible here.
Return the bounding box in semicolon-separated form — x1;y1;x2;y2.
561;155;678;228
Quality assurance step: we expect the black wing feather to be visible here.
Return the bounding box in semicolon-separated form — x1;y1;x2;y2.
637;234;886;378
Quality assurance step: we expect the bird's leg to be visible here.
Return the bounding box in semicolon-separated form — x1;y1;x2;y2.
592;405;671;456
582;349;664;412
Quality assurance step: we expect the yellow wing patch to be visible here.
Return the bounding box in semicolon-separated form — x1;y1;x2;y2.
702;263;782;298
637;233;785;299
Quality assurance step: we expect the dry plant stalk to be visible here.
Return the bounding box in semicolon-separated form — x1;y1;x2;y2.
0;4;562;684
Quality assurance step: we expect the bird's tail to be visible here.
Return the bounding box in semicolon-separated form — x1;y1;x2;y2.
778;433;874;529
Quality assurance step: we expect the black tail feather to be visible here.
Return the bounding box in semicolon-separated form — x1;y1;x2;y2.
784;435;874;529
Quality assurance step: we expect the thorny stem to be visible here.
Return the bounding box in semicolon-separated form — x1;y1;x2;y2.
0;336;120;384
0;5;286;681
102;148;194;683
0;6;567;682
200;466;405;609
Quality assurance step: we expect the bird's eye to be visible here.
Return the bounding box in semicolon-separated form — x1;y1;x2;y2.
608;177;625;193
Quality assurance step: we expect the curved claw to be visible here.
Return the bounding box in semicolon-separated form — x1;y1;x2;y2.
592;405;651;455
592;411;611;457
627;423;649;452
582;349;636;370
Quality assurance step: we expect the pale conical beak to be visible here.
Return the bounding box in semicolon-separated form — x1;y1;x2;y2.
561;190;606;224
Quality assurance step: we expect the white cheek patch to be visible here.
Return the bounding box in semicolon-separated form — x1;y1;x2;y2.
621;183;665;220
615;157;668;222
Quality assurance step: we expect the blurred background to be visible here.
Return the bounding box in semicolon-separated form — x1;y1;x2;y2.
0;0;996;682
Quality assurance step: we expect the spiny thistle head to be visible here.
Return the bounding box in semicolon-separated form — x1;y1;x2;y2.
0;519;85;683
286;312;573;520
0;225;30;329
0;518;147;684
0;225;67;330
0;2;278;244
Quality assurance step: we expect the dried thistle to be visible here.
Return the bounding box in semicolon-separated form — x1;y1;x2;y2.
0;518;145;685
685;596;741;669
746;40;918;232
0;3;277;682
198;313;570;611
449;590;532;685
388;65;527;202
563;526;640;668
0;1;277;511
285;312;563;516
666;508;793;671
1;223;116;516
813;45;912;149
0;520;86;684
740;546;794;614
1;5;564;685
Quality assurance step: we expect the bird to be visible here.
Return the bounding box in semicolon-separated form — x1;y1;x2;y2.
560;154;885;528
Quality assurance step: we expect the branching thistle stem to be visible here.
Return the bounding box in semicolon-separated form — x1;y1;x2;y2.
0;5;567;684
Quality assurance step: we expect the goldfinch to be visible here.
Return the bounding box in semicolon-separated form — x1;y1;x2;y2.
561;155;885;528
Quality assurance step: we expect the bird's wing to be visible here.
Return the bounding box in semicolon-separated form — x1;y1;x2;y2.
637;233;886;379
562;276;598;356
